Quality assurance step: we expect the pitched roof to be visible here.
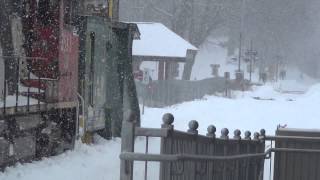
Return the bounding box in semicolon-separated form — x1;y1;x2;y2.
133;22;198;58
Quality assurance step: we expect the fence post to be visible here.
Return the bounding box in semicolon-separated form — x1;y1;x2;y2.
253;132;260;179
188;120;199;180
221;128;229;140
120;113;136;180
207;125;216;139
188;120;199;134
221;128;229;180
244;131;251;140
160;113;174;180
258;129;266;180
224;72;230;97
244;131;252;180
207;125;216;180
234;129;241;180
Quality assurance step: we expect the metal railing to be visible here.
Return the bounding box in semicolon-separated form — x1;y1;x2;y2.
1;56;48;115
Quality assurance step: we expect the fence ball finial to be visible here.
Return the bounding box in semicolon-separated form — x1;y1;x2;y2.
260;129;266;137
254;132;260;140
234;129;241;140
245;131;252;140
221;128;229;139
188;120;199;134
259;129;266;142
162;113;174;128
207;125;216;138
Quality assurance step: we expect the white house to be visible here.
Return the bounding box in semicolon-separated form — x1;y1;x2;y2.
132;22;198;80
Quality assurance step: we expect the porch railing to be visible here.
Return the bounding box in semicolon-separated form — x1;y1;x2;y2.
0;56;48;115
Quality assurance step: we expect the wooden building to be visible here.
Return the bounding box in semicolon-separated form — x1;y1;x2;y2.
132;22;198;80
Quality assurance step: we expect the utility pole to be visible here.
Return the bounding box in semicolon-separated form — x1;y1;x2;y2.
245;41;258;82
235;0;246;82
238;33;242;72
238;0;246;73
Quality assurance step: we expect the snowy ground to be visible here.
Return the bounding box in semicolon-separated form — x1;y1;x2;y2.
1;82;319;180
142;82;320;135
0;96;40;108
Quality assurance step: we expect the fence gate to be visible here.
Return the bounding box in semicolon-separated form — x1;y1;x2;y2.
273;128;320;180
160;120;265;180
120;113;267;180
120;114;320;180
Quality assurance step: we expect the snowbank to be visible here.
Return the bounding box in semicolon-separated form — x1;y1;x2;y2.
303;83;320;99
0;139;122;180
142;84;320;135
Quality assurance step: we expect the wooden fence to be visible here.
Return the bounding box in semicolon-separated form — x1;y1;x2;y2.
271;128;320;180
120;113;320;180
120;113;267;180
159;114;265;180
135;78;250;107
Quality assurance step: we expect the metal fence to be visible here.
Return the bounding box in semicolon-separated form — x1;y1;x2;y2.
120;113;320;180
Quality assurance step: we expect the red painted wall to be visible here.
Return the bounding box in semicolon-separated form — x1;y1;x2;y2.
58;29;79;102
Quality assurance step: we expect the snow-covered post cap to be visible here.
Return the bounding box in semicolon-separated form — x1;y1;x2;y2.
234;129;241;140
259;129;266;142
245;131;252;140
162;113;174;129
207;125;216;139
221;128;229;139
188;120;199;135
253;132;260;140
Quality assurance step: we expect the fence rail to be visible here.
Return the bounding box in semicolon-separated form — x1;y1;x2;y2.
120;151;271;162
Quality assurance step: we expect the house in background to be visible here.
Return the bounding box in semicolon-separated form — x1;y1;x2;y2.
132;22;198;81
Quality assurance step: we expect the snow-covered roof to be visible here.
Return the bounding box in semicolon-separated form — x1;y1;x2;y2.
133;22;198;58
